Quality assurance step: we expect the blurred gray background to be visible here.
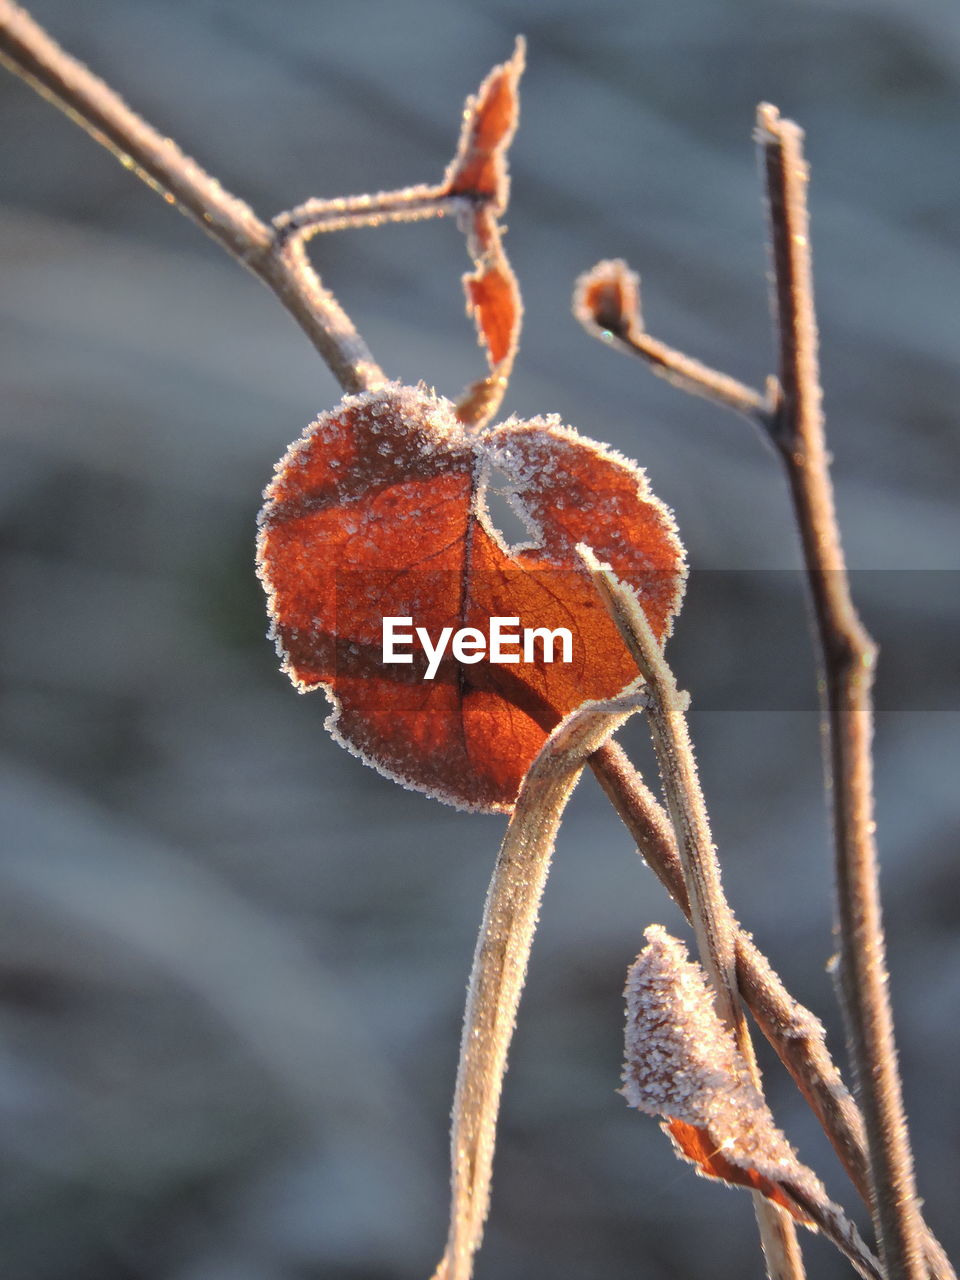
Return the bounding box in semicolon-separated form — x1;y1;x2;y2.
1;1;958;1277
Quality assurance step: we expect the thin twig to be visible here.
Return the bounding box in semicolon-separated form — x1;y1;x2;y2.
0;0;382;392
432;688;647;1280
573;259;774;427
756;103;926;1280
275;40;526;432
273;188;465;239
581;549;805;1280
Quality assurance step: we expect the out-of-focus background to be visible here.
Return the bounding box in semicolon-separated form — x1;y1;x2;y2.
1;1;958;1277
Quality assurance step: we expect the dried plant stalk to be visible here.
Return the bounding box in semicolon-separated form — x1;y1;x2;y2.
757;104;925;1280
581;549;805;1280
432;688;646;1280
0;2;523;421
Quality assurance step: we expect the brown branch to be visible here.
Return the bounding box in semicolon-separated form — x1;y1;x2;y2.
0;0;383;393
582;553;805;1280
573;259;774;427
278;39;526;432
273;188;465;239
0;0;523;429
574;109;948;1280
757;103;925;1280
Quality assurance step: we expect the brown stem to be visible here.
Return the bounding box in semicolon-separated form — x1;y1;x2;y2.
758;103;925;1280
433;691;647;1280
582;554;805;1280
274;187;465;239
573;258;773;427
0;0;383;393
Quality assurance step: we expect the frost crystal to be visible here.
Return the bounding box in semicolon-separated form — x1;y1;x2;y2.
622;927;809;1186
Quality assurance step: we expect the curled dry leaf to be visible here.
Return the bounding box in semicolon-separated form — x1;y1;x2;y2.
623;927;883;1280
573;257;643;342
442;36;522;213
257;382;685;812
440;38;525;427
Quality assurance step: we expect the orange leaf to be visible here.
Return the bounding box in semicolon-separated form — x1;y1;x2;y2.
466;248;517;368
573;258;642;341
439;41;525;427
257;383;685;812
456;208;522;428
665;1119;807;1220
442;36;524;211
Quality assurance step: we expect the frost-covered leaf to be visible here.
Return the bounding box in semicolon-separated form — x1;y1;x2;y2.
439;39;525;427
623;927;883;1280
573;258;643;342
257;382;684;812
442;37;522;213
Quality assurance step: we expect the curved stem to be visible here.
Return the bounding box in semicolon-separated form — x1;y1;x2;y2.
583;554;804;1280
0;0;383;392
433;691;646;1280
573;258;773;427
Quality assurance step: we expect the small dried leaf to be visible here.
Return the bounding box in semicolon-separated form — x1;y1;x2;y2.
622;926;802;1190
258;383;685;812
455;203;522;429
622;928;882;1280
438;40;525;426
455;203;521;427
442;36;524;211
664;1118;804;1218
573;258;642;341
464;234;517;368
